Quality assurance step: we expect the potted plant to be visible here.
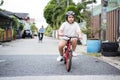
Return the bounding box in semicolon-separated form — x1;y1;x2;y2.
81;24;102;53
80;11;102;53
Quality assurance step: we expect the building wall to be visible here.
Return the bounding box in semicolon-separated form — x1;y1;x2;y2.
92;8;120;42
106;9;116;41
91;15;101;39
0;17;12;42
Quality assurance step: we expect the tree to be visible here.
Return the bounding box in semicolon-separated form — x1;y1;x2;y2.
79;0;102;39
10;16;20;39
44;0;75;30
44;0;97;33
44;0;56;27
44;25;53;37
0;0;4;6
30;23;38;34
52;6;63;29
19;23;24;31
10;16;19;29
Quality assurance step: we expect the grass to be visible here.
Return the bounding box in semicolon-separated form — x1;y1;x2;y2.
81;52;102;57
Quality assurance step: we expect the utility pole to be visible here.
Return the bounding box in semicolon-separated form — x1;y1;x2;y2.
91;1;94;38
101;0;108;41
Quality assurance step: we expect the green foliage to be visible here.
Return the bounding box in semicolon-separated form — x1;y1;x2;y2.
0;0;4;6
30;23;38;33
81;16;102;39
19;23;24;31
13;29;17;39
65;5;76;13
81;26;91;36
76;3;85;11
44;4;55;26
44;0;74;29
10;16;19;29
52;5;65;29
82;52;101;57
44;0;97;34
79;0;100;39
9;16;20;39
44;26;53;37
0;28;4;39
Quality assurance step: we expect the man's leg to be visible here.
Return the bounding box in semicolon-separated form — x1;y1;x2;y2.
38;33;40;40
41;33;44;40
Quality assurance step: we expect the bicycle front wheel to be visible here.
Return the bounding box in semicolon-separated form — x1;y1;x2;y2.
66;50;72;72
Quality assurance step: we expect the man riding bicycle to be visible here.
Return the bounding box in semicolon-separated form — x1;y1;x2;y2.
38;25;44;41
57;11;82;61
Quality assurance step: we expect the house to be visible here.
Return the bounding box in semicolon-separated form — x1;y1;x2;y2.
0;10;13;42
14;13;29;20
91;0;120;42
13;12;30;38
0;10;30;41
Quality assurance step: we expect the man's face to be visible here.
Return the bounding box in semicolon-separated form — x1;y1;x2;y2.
67;15;74;24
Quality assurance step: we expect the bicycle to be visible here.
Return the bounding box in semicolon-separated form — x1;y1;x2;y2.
38;33;43;42
61;35;78;72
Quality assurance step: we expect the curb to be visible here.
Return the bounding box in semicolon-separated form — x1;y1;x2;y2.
80;51;120;70
98;56;120;70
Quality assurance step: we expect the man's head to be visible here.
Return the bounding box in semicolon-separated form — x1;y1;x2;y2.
66;11;75;24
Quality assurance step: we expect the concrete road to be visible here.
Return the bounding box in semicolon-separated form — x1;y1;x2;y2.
0;36;120;80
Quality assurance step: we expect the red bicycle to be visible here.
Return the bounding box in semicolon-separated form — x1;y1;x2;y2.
62;35;78;72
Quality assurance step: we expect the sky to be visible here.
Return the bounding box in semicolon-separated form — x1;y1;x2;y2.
0;0;101;28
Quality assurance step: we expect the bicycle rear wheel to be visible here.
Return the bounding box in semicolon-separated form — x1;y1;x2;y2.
66;50;72;72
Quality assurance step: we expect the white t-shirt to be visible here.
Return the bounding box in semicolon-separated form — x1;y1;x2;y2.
59;21;80;36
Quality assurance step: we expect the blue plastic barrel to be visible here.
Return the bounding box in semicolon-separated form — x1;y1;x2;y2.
87;40;101;53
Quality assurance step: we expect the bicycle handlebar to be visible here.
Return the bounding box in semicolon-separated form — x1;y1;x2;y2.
59;35;78;39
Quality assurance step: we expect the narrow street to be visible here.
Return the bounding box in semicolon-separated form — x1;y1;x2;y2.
0;36;120;80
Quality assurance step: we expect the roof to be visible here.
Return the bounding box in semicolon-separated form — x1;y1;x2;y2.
14;13;29;19
0;10;29;20
0;11;13;20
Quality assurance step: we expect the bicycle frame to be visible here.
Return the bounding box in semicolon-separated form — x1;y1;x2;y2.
63;37;73;72
64;39;72;61
59;35;78;72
